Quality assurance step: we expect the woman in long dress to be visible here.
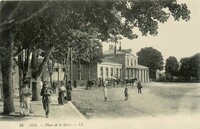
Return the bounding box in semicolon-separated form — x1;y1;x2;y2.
20;81;32;116
103;79;108;101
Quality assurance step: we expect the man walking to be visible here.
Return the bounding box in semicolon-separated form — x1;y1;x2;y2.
40;81;52;118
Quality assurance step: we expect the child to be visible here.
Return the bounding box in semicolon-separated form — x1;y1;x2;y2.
124;85;128;101
137;81;142;94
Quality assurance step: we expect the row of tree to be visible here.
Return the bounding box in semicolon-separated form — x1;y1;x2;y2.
165;53;200;82
136;47;200;82
0;1;190;114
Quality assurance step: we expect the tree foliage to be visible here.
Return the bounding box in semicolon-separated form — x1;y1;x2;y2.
165;56;179;81
137;47;164;79
0;0;191;114
178;53;200;82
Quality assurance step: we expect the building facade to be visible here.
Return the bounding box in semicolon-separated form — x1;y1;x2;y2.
72;46;149;83
103;47;149;82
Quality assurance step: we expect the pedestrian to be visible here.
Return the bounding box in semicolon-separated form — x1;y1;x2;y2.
124;85;129;101
137;81;142;94
58;82;66;104
103;79;108;101
99;78;102;87
20;81;32;116
52;81;58;93
94;78;99;89
40;81;52;118
74;80;77;88
66;81;72;101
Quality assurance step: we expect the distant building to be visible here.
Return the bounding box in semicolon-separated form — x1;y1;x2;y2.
156;70;166;81
73;45;149;82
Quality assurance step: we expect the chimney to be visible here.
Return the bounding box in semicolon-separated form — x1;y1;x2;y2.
119;42;122;51
114;42;117;54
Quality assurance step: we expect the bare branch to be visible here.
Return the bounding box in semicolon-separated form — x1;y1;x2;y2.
13;49;23;57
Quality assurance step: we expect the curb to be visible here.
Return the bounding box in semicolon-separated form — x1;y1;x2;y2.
68;101;88;121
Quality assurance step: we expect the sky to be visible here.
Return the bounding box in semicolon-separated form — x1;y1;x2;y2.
103;0;200;62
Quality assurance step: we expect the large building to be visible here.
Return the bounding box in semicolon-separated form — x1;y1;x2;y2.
73;45;149;83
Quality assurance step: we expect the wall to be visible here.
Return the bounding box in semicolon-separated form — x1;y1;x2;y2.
97;63;122;80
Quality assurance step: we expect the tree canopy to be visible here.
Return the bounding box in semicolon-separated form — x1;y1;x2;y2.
137;47;164;79
0;0;191;114
165;56;179;81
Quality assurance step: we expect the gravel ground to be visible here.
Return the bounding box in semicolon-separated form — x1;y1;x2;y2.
71;82;200;119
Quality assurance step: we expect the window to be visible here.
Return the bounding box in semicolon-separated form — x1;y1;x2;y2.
126;69;128;79
100;67;103;76
127;58;129;66
106;67;108;77
116;68;119;77
131;59;133;66
111;68;113;76
131;70;133;77
119;69;122;77
53;68;59;72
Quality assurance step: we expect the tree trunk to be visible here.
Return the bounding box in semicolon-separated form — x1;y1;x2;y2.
1;30;15;114
88;64;90;80
47;60;54;88
31;47;54;101
18;52;22;95
18;63;22;96
31;47;40;101
70;48;73;83
170;73;173;82
32;79;41;101
78;58;82;80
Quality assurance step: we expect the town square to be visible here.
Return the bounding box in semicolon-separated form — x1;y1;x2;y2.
0;0;200;129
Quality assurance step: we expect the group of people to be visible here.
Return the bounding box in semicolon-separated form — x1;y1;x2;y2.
102;79;143;102
124;80;143;101
20;80;52;117
19;80;72;118
58;81;72;104
19;78;143;117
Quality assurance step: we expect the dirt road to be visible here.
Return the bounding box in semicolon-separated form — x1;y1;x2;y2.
178;86;200;115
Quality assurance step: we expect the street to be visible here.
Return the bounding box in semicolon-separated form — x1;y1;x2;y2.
72;82;200;129
72;82;200;119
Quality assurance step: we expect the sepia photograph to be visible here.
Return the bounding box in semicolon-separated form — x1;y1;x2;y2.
0;0;200;129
